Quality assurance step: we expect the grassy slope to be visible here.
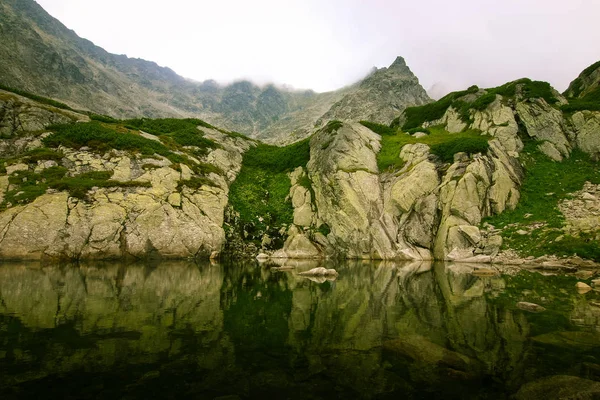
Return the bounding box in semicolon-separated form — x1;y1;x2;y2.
228;139;310;241
484;142;600;260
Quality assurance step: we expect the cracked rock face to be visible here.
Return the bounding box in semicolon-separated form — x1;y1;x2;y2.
278;121;523;261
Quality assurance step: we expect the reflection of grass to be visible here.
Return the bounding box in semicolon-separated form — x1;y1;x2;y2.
377;126;489;171
484;142;600;260
490;271;592;336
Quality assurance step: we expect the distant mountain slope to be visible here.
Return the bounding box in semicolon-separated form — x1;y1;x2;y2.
0;0;430;143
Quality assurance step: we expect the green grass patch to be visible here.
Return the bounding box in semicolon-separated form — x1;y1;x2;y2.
44;122;173;155
162;127;218;157
377;126;489;171
484;143;600;260
228;139;311;240
401;86;479;130
42;121;219;176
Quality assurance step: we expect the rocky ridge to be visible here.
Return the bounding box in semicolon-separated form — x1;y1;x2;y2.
0;94;252;259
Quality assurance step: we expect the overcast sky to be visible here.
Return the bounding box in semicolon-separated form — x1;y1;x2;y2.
36;0;600;95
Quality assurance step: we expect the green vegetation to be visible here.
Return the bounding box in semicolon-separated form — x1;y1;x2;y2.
44;122;175;155
21;148;64;163
1;167;151;208
484;143;600;261
228;139;311;242
0;83;117;123
430;136;489;163
124;117;246;139
359;121;397;136
401;79;558;131
377;126;489;171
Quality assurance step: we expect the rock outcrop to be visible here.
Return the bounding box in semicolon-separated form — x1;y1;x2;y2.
275;120;522;261
0;102;251;259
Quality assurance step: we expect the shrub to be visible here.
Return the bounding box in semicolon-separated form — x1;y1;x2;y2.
359;121;397;136
22;148;64;163
430;136;489;163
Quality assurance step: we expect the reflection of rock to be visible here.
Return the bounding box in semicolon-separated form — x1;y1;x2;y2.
517;302;546;313
302;275;337;284
576;282;593;293
298;267;338;277
383;335;476;373
532;331;600;350
516;375;600;400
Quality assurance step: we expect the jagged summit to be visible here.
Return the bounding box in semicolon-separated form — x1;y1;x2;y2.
316;57;431;125
389;56;408;69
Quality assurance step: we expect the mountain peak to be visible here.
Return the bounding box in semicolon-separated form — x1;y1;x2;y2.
389;56;407;69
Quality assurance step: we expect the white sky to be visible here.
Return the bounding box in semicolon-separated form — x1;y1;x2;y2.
35;0;600;94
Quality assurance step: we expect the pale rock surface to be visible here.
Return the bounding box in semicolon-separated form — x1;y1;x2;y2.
571;111;600;160
516;99;571;160
471;96;523;154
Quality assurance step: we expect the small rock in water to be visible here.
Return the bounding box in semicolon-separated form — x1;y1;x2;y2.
517;302;546;313
576;282;593;293
298;267;338;277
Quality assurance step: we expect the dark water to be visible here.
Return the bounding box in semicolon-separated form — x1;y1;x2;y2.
0;259;600;399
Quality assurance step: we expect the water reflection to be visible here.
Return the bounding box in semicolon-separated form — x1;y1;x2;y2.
0;260;599;399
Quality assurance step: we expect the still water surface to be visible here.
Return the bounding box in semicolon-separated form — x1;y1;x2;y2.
0;259;599;399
